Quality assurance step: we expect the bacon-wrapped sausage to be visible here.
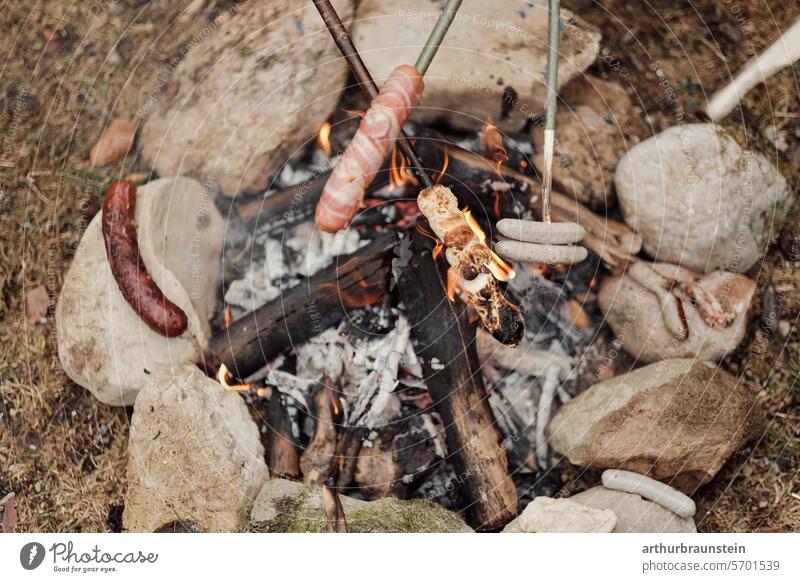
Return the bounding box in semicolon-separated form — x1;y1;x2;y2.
102;179;188;337
315;64;424;232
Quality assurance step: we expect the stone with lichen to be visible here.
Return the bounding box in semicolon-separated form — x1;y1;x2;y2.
250;478;473;533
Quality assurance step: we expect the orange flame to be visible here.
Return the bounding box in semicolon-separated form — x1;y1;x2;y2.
388;146;418;192
435;146;450;184
318;122;332;156
462;209;515;282
319;263;385;309
446;268;459;302
224;304;232;328
217;363;251;391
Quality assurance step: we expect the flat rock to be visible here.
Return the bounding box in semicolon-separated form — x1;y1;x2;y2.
141;0;354;198
504;497;616;533
56;177;223;406
250;478;473;532
533;76;647;209
353;0;600;132
123;364;269;532
598;263;755;363
615;124;794;272
571;487;696;533
547;359;762;493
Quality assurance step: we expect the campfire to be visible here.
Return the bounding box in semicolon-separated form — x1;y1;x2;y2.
49;0;787;536
195;100;613;529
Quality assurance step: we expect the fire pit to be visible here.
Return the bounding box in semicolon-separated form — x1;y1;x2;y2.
46;0;786;536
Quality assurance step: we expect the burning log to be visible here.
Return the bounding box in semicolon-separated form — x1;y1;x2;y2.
396;228;518;530
202;232;396;380
266;389;301;479
418;185;524;346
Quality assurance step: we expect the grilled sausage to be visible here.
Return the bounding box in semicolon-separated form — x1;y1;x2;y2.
102;179;188;337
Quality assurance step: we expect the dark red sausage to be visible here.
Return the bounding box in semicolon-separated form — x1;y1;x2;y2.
102;180;188;337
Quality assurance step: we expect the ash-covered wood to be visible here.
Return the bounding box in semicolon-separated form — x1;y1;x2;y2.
202;232;396;380
396;228;518;531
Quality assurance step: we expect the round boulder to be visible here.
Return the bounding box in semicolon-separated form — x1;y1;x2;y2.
615;124;793;272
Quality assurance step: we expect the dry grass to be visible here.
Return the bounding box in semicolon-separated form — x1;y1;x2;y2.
0;0;236;532
0;0;797;531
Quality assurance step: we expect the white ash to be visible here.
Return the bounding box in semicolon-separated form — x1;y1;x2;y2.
224;219;367;314
271;313;423;430
535;364;563;468
349;315;415;428
483;261;592;471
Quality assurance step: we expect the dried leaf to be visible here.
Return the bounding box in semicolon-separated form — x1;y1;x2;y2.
25;285;49;325
566;298;592;329
90;117;136;166
1;496;17;533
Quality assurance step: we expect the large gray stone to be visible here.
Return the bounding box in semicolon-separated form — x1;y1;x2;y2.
547;359;761;493
141;0;354;197
56;177;223;406
352;0;600;132
124;364;269;532
615;124;793;272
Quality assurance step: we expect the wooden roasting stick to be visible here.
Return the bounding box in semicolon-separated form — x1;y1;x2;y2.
313;0;523;346
540;0;560;225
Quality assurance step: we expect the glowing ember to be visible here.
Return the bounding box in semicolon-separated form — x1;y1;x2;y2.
318;122;332;156
217;363;251;391
462;209;516;282
224;304;232;328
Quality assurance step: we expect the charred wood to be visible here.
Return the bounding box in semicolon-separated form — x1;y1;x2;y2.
266;389;301;479
202;232;396;380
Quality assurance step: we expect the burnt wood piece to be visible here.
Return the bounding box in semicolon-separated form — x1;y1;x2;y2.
237;172;329;226
266;390;301;479
202;232;396;380
333;426;368;490
300;379;343;484
237;168;397;229
396;228;518;531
